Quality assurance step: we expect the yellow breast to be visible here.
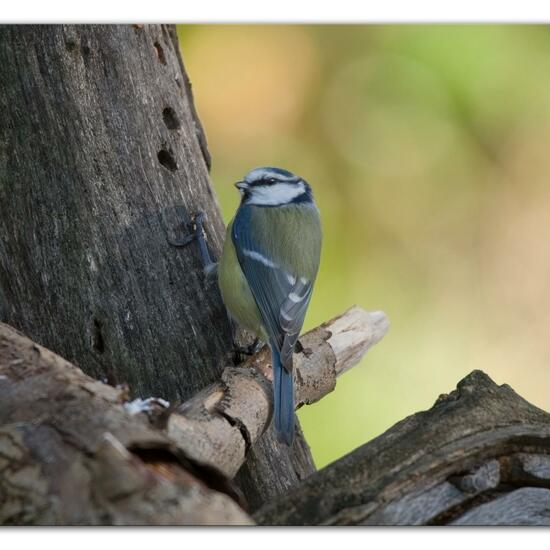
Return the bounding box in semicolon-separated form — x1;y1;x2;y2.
218;220;268;340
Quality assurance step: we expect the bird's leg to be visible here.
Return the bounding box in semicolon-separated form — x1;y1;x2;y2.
241;337;263;356
168;211;217;277
229;318;264;363
170;213;264;361
231;337;264;365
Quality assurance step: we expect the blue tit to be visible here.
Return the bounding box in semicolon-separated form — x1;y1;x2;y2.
218;167;322;445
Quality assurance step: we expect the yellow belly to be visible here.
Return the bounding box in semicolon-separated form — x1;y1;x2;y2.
218;222;267;340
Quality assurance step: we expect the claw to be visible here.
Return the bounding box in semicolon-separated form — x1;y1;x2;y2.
167;232;196;247
168;213;201;248
232;338;264;364
169;211;217;276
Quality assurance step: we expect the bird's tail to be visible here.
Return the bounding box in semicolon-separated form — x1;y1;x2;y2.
270;343;295;445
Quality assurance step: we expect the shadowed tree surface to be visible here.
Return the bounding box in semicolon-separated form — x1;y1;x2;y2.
0;24;315;510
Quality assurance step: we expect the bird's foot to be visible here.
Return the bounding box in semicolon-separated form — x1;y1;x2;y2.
169;211;217;276
232;338;264;364
168;211;205;247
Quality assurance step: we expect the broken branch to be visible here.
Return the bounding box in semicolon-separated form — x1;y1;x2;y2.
166;306;389;477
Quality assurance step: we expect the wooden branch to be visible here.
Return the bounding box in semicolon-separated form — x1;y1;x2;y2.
164;306;389;478
0;305;387;523
0;322;252;525
254;370;550;526
4;310;550;526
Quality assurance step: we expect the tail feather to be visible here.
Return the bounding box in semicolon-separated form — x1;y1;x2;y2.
271;344;295;445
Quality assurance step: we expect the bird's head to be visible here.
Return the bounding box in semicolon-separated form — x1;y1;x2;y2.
235;167;313;206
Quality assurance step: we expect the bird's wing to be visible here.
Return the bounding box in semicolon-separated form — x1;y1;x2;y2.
232;207;313;371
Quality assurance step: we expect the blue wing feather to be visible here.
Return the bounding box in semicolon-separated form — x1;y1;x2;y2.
231;205;313;366
232;204;315;444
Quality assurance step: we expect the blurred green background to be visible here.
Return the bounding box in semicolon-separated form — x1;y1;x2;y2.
177;25;550;468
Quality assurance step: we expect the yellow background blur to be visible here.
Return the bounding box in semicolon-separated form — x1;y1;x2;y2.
177;25;550;468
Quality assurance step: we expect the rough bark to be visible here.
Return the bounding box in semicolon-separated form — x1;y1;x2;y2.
255;371;550;526
0;306;386;524
228;308;389;509
0;23;226;401
3;316;550;525
0;322;252;525
0;24;313;507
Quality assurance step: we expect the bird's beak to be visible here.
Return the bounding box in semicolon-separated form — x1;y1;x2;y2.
235;181;249;190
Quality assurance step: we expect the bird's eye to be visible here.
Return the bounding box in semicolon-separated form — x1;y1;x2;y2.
268;178;277;184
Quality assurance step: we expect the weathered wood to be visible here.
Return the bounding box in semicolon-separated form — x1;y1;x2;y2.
254;371;550;526
452;488;550;526
506;453;550;485
0;322;252;525
232;308;389;510
3;317;550;525
0;306;387;524
164;307;389;478
0;24;315;507
359;460;502;526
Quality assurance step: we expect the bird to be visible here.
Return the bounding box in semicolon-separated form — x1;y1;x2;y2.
217;167;322;445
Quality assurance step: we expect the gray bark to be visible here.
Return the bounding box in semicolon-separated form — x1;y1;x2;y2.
0;321;252;525
255;371;550;526
0;305;386;524
0;23;314;510
3;313;550;525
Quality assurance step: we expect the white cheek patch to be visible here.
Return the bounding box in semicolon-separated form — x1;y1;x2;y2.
247;182;306;206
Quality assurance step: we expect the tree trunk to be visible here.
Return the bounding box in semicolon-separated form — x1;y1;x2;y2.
0;24;313;509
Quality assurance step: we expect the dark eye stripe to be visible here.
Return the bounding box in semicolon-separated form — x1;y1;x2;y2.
251;178;279;187
251;176;303;187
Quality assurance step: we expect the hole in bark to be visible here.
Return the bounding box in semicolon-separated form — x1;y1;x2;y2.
81;44;91;57
158;149;178;172
65;39;78;52
92;318;105;354
154;42;166;65
162;107;180;130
